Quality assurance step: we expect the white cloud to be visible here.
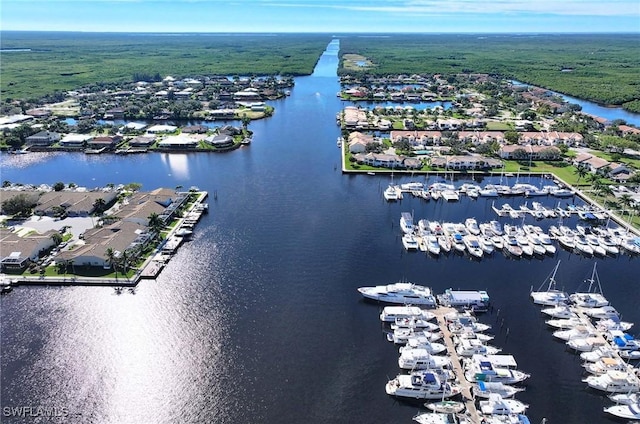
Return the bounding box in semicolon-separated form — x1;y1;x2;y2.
263;0;639;17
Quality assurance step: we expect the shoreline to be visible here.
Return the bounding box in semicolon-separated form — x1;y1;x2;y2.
3;190;209;288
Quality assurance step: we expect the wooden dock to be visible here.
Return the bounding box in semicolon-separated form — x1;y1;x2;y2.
432;306;481;423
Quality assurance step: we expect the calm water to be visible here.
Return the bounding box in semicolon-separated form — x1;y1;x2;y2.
2;40;640;424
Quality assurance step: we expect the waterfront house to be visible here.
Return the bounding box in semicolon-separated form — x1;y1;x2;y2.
573;153;610;174
60;134;93;148
56;220;149;269
87;135;122;150
181;125;209;134
391;130;443;146
430;155;502;171
353;152;404;169
157;135;198;149
34;191;117;217
347;132;376;153
608;162;635;182
205;134;234;148
0;227;56;272
146;124;178;134
25;131;61;146
128;135;156;148
343;106;367;128
498;144;560;160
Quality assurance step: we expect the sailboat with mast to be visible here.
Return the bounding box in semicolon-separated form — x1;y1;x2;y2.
530;261;568;306
569;263;609;308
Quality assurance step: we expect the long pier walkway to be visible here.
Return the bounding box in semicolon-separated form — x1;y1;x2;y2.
433;306;481;423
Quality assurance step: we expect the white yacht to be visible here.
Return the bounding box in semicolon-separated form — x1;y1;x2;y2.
546;316;586;329
386;372;462;400
379;306;436;322
357;281;437;305
413;412;472;424
387;327;443;345
455;338;501;357
438;289;491;310
569;263;609;308
403;234;420;251
401;212;415;234
400;337;447;355
583;370;640;393
384;185;399;201
584;357;631;375
574;235;594;256
610;331;640;352
450;233;466;253
479;394;529;415
553;325;594;341
453;330;495;345
604;402;640;420
580;346;619;363
392;317;440;332
596;317;634;332
398;348;452;370
438;235;452;253
583;305;619;320
464;355;530;384
441;189;459;201
538;233;557;255
472;381;525;400
609;392;640;405
530;261;568;306
426;235;441;256
465;218;481;235
566;336;607;352
463;236;484;258
541;304;576;319
502;236;522;257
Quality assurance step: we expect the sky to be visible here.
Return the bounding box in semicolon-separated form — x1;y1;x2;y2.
2;0;639;33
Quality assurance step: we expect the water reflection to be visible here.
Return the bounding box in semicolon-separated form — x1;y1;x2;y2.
160;153;190;180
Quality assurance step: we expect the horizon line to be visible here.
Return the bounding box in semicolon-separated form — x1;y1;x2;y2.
1;30;639;35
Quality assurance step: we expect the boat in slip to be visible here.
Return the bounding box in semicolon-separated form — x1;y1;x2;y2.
583;370;640;393
581;346;619;363
403;234;420;251
609;392;640;405
413;412;473;424
584;356;631;375
400;337;447;355
425;401;466;415
461;235;483;258
566;336;607;352
553;325;595;342
426;234;441;256
357;281;437;306
546;316;586;329
609;330;640;352
463;355;530;385
384;185;399;201
392;317;440;332
398;347;452;370
604;402;640;420
386;371;462;400
438;235;452;253
401;212;415;234
478;393;529;415
455;338;501;357
453;330;495;345
387;327;443;344
569;263;609;308
583;305;619;320
530;261;568;306
503;236;523;258
438;289;490;311
541;304;576;319
465;218;481;235
380;305;436;322
472;381;525;400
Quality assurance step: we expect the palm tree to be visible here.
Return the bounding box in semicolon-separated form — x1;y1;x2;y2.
120;250;129;279
105;247;117;278
147;212;164;236
93;198;106;214
574;166;588;184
